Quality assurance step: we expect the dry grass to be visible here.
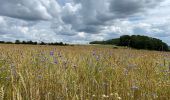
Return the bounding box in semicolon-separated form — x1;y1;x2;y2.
0;44;170;100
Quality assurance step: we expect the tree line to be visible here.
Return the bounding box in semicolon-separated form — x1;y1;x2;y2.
90;35;169;51
90;38;120;45
0;40;68;46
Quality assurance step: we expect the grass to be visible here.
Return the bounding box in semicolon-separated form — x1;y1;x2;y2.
0;44;170;100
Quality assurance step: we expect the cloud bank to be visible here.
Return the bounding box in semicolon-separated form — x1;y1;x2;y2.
0;0;170;44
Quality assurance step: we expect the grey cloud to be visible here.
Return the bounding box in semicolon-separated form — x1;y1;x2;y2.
57;0;112;34
77;25;103;33
0;0;61;20
110;0;164;17
51;18;77;36
59;0;164;34
0;0;169;44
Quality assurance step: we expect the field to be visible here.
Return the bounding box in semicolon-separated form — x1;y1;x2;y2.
0;44;170;100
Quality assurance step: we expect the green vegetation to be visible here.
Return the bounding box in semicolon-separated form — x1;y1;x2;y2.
0;40;68;46
90;38;120;45
90;35;169;51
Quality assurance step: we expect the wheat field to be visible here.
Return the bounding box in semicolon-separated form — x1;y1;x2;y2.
0;44;170;100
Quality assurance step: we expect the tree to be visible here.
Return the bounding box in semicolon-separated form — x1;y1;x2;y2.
15;40;21;44
90;35;169;51
27;41;33;44
22;41;26;44
40;41;46;45
0;41;5;43
118;35;131;46
33;42;38;45
119;35;169;51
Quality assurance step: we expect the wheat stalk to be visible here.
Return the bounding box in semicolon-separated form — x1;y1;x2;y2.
0;86;4;100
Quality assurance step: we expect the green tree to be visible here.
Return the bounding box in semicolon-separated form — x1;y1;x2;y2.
15;40;21;44
119;35;131;46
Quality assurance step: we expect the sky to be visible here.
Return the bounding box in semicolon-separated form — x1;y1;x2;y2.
0;0;170;44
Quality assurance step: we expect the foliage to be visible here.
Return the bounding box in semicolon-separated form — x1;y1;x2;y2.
90;35;169;51
118;35;169;51
90;38;120;45
0;40;68;46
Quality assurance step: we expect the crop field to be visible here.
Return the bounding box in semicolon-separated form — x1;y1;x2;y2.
0;44;170;100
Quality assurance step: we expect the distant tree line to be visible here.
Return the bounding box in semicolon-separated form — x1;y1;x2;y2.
0;40;68;46
90;38;120;45
90;35;169;51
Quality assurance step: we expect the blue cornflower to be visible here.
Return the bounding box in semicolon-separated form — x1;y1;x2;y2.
50;51;54;56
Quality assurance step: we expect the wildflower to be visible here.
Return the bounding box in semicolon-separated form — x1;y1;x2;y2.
50;51;54;56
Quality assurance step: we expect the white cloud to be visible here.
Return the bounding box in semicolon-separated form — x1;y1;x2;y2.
0;17;6;26
0;0;170;45
78;32;86;38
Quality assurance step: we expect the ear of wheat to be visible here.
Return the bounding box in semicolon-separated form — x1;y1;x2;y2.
0;86;4;100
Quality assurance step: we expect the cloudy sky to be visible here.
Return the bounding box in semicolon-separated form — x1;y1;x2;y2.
0;0;170;44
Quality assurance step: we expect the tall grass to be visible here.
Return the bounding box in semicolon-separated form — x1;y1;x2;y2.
0;44;170;100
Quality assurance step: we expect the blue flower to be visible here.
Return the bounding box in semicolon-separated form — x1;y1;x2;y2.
50;51;54;56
